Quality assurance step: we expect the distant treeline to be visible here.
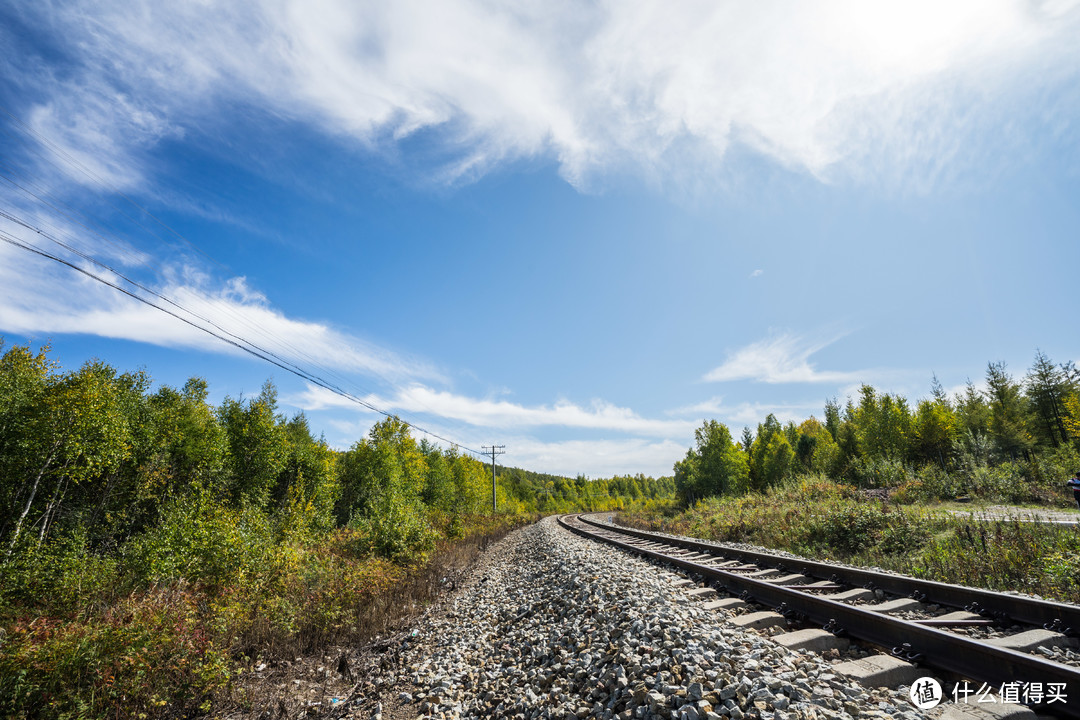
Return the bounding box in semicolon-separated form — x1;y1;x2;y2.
497;465;675;513
676;350;1080;504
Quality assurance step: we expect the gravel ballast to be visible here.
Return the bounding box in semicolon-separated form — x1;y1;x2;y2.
376;517;932;720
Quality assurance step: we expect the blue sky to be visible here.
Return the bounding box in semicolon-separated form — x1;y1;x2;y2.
2;1;1079;477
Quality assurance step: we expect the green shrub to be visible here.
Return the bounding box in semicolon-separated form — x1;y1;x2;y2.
347;501;436;565
1042;551;1080;595
806;504;892;554
0;529;122;620
876;513;932;555
786;473;859;500
124;493;274;592
911;520;1080;601
909;463;963;500
1028;445;1080;505
965;462;1031;503
847;456;913;489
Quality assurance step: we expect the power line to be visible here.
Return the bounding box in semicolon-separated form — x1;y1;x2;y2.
0;162;151;270
0;225;484;457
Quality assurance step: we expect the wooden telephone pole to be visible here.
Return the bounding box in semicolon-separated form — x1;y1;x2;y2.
481;445;505;512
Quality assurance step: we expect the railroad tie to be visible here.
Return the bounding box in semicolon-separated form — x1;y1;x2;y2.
772;628;851;653
713;560;744;568
765;573;812;585
728;610;788;631
684;586;717;599
825;587;876;602
832;654;923;688
701;597;747;612
984;628;1073;653
866;597;925;614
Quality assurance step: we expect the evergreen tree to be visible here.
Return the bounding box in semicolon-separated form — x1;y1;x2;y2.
218;381;287;508
984;361;1034;461
1025;350;1073;448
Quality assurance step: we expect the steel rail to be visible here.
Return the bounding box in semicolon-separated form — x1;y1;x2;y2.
577;514;1080;633
559;514;1080;718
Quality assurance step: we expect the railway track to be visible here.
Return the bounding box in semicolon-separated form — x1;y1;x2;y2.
559;513;1080;718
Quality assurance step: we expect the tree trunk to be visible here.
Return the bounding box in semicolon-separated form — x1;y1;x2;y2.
1050;393;1068;447
6;441;60;556
1042;412;1059;448
37;474;69;546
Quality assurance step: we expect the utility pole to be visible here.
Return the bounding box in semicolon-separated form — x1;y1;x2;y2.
482;445;505;512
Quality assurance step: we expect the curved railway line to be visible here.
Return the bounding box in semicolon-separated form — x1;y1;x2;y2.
559;513;1080;718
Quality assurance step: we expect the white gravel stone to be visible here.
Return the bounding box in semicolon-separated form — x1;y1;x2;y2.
388;517;937;719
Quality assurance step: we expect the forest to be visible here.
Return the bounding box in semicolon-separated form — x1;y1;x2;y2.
673;350;1080;505
0;340;671;718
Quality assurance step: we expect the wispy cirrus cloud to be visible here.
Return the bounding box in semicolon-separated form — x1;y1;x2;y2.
704;332;866;384
5;0;1079;192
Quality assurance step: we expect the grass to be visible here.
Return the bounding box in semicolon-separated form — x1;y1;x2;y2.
617;477;1080;605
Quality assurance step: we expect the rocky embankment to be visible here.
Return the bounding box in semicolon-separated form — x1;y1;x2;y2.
368;517;927;720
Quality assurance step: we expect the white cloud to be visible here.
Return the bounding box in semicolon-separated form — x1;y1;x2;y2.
26;89;179;192
749;269;763;278
10;0;1080;191
291;384;380;414
704;332;865;384
288;386;692;477
667;394;822;429
289;382;698;436
5;0;1079;482
670;395;727;416
0;233;441;384
501;436;686;479
722;402;824;428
